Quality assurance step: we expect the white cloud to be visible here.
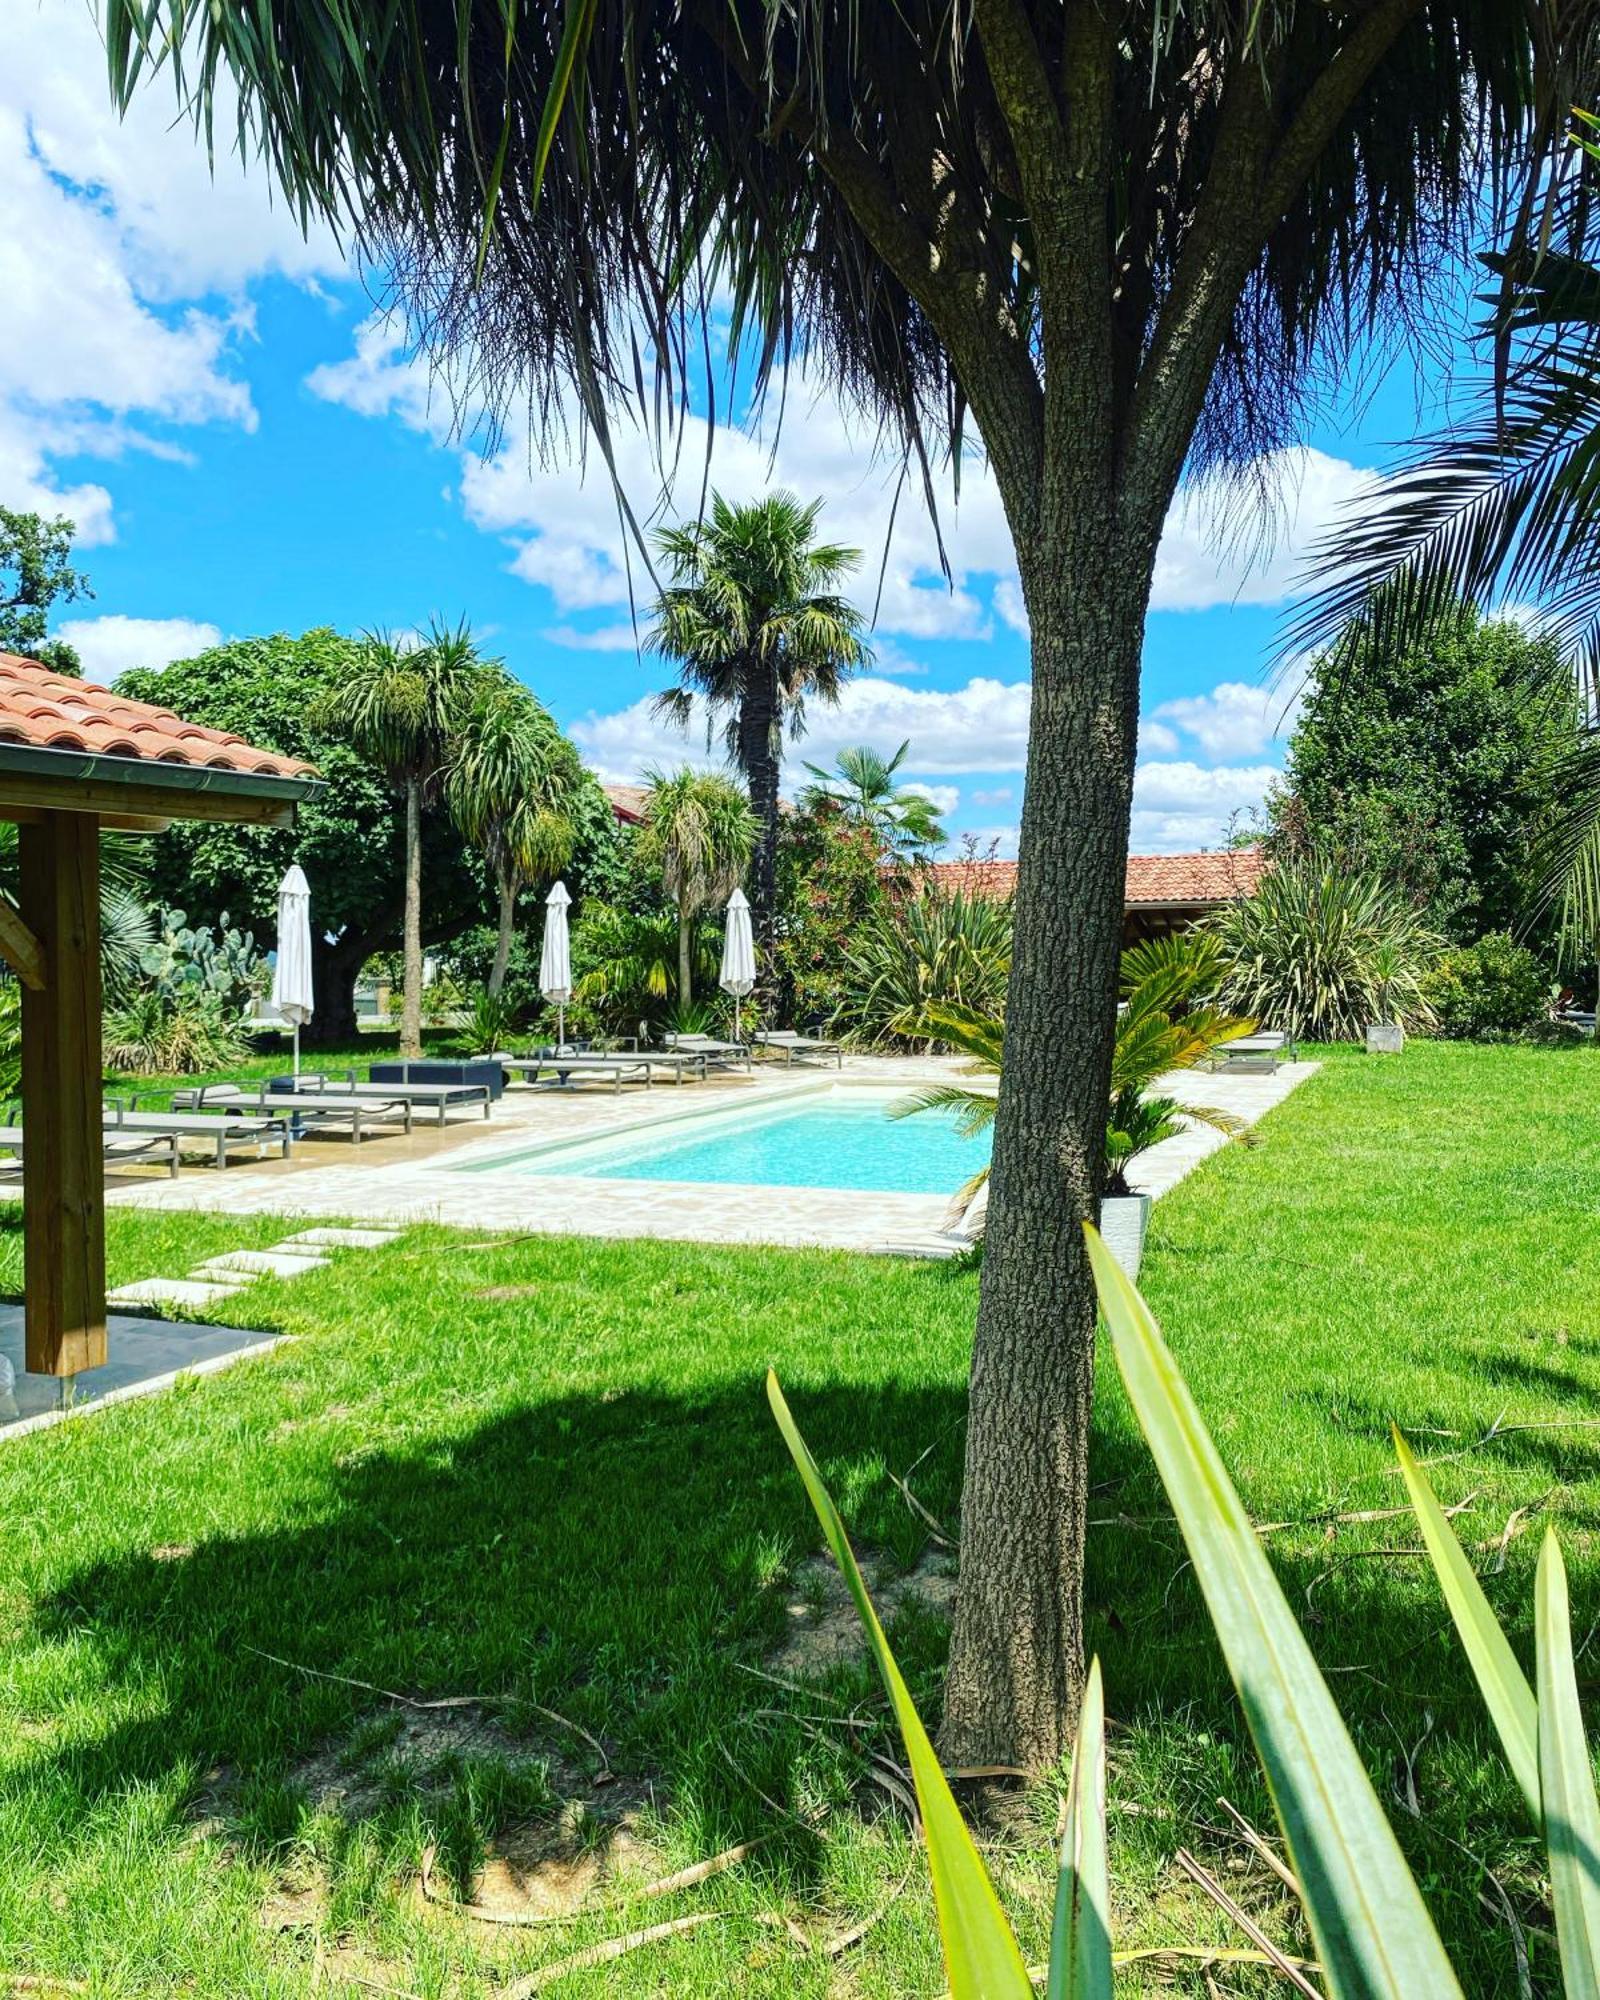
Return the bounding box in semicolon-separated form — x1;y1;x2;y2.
1146;679;1301;760
961;824;1022;861
56;614;222;681
544;621;644;653
904;781;960;816
1130;758;1281;853
971;785;1014;807
571;673;1032;783
0;2;343;539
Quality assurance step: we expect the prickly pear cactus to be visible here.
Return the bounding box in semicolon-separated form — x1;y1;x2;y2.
140;907;266;1014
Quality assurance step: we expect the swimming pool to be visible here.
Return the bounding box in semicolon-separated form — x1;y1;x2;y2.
468;1088;991;1194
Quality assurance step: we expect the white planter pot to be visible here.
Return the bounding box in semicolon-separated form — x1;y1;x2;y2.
1098;1193;1152;1280
1366;1020;1405;1054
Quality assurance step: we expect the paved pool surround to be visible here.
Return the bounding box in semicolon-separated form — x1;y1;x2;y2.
100;1057;1318;1258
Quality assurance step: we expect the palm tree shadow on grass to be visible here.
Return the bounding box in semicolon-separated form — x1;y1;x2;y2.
11;1374;1543;1987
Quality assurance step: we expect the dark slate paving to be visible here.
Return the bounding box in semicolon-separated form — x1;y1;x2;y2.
0;1307;267;1428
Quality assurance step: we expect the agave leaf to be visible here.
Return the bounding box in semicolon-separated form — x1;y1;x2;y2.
1085;1228;1465;2000
766;1371;1031;1999
1047;1655;1113;2000
1393;1427;1539;1822
1536;1529;1600;1998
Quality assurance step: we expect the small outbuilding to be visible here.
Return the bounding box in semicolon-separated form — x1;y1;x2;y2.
0;654;317;1378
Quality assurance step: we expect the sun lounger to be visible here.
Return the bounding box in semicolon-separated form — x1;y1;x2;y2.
298;1071;493;1126
502;1053;655;1095
1208;1031;1293;1074
752;1029;844;1068
106;1100;292;1169
0;1124;182;1178
175;1082;413;1141
660;1032;752;1072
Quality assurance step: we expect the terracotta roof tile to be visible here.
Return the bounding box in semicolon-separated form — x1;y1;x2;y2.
898;847;1266;907
0;653;315;779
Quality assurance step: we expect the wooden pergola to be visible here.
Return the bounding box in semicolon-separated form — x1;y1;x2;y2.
0;654;317;1378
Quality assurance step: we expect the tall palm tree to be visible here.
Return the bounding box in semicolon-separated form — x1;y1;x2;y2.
801;740;946;866
446;679;583;997
649;493;870;935
315;621;489;1055
635;767;757;1006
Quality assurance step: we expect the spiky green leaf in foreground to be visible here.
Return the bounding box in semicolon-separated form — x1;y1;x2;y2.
1537;1530;1600;1999
1085;1225;1464;2000
1047;1655;1113;2000
766;1371;1031;1999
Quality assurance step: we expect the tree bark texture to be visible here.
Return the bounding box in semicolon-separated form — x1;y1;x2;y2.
677;903;694;1005
738;664;782;945
937;522;1150;1771
489;876;516;997
401;775;424;1057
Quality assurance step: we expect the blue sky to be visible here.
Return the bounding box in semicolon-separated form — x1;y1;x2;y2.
5;0;1466;856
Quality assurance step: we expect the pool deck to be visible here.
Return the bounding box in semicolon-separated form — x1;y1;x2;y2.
98;1055;1319;1256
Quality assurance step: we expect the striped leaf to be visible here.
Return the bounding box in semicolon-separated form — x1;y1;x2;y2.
1537;1530;1600;1999
1393;1427;1539;1821
1086;1227;1464;2000
767;1371;1032;1999
1047;1655;1113;2000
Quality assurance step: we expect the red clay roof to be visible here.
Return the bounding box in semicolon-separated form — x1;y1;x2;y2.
0;653;314;778
601;780;649;824
907;847;1265;906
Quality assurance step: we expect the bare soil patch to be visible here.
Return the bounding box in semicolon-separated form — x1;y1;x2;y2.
766;1547;957;1678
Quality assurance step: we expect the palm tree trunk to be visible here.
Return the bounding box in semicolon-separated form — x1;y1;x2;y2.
738;662;782;946
677;903;693;1006
489;874;515;998
937;525;1145;1776
401;774;423;1057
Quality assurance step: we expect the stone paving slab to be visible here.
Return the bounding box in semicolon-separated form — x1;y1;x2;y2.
191;1248;331;1279
107;1277;253;1311
279;1226;403;1249
0;1307;283;1437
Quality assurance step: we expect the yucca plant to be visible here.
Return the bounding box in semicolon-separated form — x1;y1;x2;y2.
838;888;1012;1049
771;1228;1600;1996
1214;852;1446;1042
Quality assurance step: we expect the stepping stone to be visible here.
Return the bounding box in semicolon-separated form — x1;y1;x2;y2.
278;1227;402;1250
108;1277;253;1312
191;1249;331;1280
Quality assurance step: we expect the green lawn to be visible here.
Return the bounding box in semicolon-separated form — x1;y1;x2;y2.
0;1040;1597;1994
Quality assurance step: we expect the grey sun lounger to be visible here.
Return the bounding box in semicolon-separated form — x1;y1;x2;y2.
502;1053;654;1095
0;1123;182;1179
660;1032;752;1072
106;1100;293;1169
306;1071;494;1126
752;1029;844;1068
176;1082;413;1141
1207;1031;1294;1074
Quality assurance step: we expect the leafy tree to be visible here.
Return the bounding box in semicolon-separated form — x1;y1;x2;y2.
774;797;888;1024
1275;605;1572;939
315;622;492;1055
110;0;1595;1770
650;494;869;934
634;767;757;1004
800;741;947;866
0;509;92;675
446;678;584;996
119;631;489;1046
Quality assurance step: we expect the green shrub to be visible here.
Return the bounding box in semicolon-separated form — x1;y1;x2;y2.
1423;930;1550;1040
835;885;1011;1047
1213;852;1444;1040
104;989;251;1074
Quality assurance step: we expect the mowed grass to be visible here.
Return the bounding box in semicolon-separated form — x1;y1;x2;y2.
0;1039;1595;1994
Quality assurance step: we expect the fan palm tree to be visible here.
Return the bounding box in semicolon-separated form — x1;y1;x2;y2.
446;679;583;997
315;621;489;1054
634;768;758;1005
800;741;946;866
650;494;869;935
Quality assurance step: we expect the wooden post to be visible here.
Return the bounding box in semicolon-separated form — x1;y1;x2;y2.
19;812;104;1375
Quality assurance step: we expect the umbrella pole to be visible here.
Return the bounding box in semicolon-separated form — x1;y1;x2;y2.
293;1022;300;1078
558;1003;565;1051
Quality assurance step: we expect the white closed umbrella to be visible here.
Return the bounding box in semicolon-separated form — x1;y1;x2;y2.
270;863;315;1077
719;887;756;1043
540;879;573;1050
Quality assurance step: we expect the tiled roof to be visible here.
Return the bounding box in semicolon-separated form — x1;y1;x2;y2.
601;781;649;824
0;653;314;778
904;847;1266;907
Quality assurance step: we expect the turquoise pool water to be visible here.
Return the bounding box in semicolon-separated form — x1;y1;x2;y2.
479;1090;991;1193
